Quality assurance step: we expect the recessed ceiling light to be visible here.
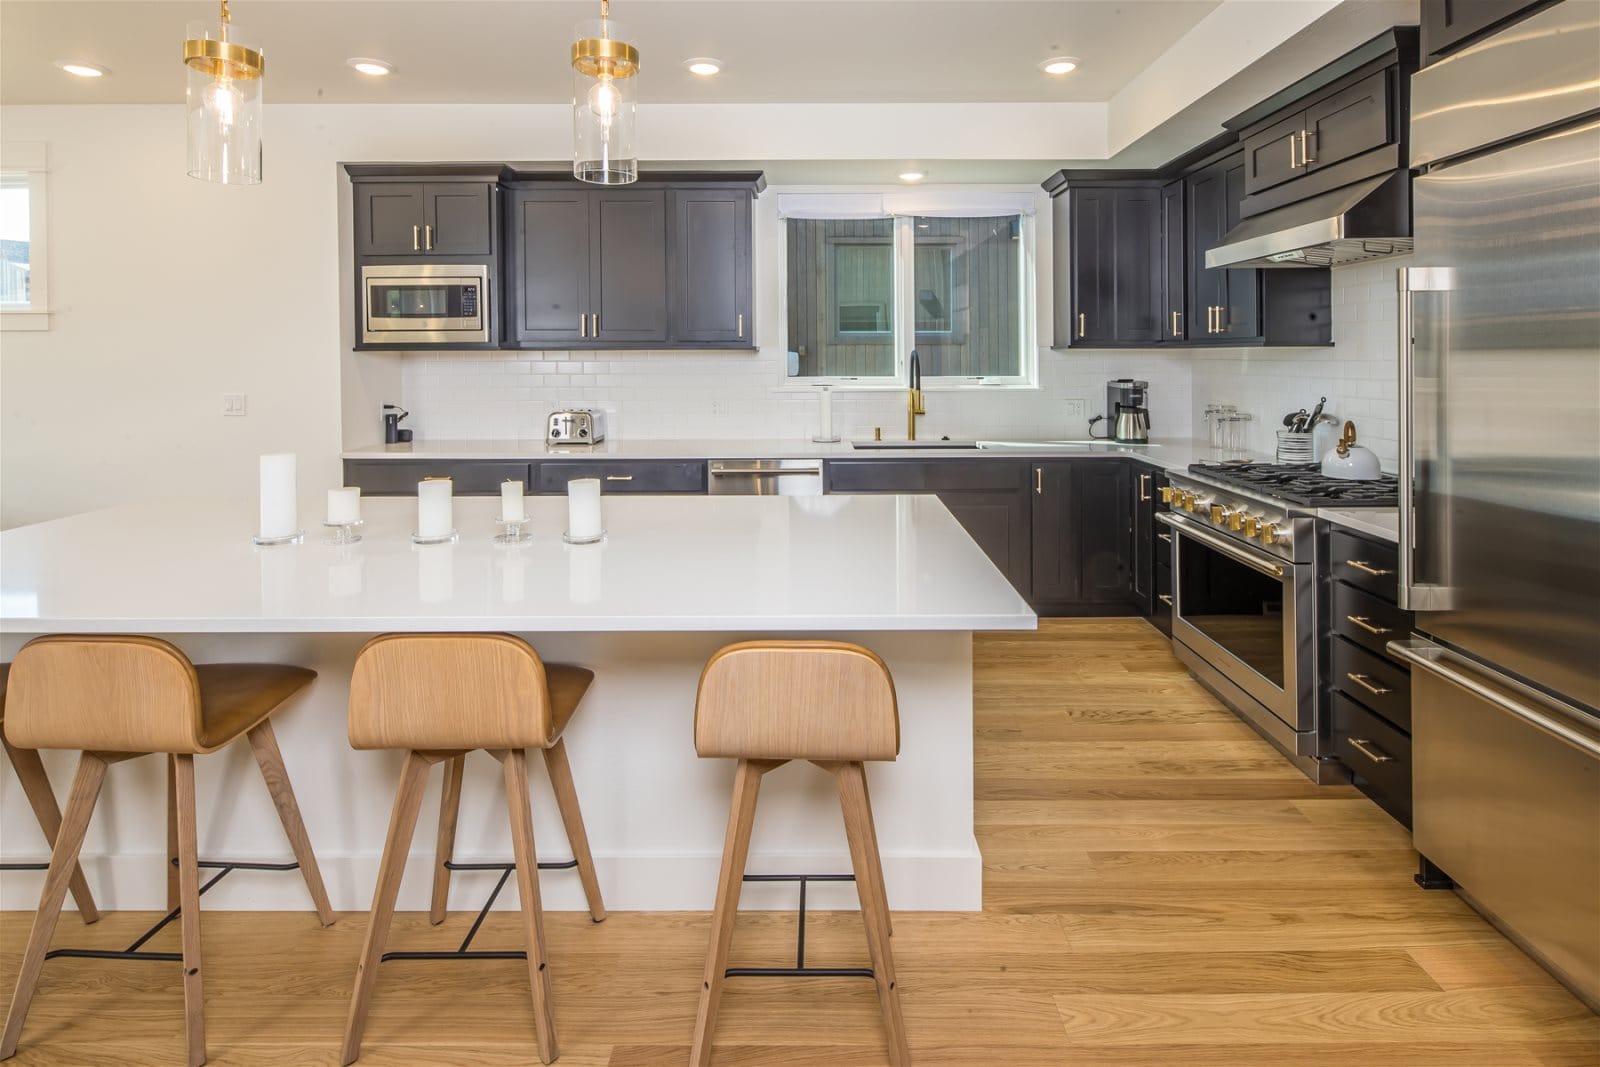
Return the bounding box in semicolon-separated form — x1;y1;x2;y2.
684;58;723;76
54;60;109;78
347;58;393;77
1039;56;1079;76
898;171;926;183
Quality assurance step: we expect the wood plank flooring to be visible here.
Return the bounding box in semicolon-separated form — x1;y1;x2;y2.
3;619;1595;1064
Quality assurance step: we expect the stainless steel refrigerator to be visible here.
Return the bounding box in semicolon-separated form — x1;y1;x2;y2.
1393;0;1600;1011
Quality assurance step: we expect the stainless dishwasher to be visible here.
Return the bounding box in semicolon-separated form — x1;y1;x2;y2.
708;459;824;496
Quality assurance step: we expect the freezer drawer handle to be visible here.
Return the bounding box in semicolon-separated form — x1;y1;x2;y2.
1348;738;1394;764
1345;560;1394;577
1345;615;1391;636
1387;639;1600;758
1347;672;1392;696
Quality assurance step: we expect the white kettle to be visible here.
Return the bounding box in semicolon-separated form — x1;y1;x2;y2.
1321;420;1382;480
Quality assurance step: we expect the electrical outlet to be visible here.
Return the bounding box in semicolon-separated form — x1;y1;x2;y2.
710;398;731;418
222;394;248;417
1062;398;1089;424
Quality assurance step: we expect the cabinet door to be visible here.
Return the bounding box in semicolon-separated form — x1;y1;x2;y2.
671;189;752;345
1030;462;1078;603
1305;70;1392;175
940;490;1032;597
510;190;591;345
343;460;532;496
1076;460;1133;604
1161;181;1187;341
1068;188;1113;345
1221;157;1261;341
1243;111;1308;196
423;182;495;256
591;189;669;344
355;183;425;256
1186;164;1227;340
1112;187;1163;344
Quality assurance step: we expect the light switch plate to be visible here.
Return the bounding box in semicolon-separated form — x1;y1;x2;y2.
1062;398;1088;424
223;394;248;416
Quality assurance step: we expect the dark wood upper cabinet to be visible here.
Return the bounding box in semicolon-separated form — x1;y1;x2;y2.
354;181;495;257
1160;181;1186;342
1185;160;1229;342
1243;112;1308;197
508;188;591;345
590;190;669;344
671;188;753;345
1304;70;1392;175
1221;157;1261;342
1420;0;1550;62
1057;185;1162;347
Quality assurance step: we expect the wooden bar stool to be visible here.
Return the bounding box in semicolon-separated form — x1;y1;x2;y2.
0;664;99;924
342;633;606;1066
0;635;333;1067
690;640;910;1067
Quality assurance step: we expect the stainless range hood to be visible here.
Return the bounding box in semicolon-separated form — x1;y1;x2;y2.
1206;171;1412;269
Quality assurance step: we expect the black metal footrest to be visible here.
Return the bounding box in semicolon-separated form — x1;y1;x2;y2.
724;873;874;980
0;862;49;872
45;858;300;963
380;857;578;964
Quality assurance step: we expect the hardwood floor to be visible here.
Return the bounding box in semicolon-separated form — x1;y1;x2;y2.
3;619;1595;1064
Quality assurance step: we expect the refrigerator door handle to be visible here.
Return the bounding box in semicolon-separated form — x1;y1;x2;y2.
1389;638;1600;757
1397;266;1456;611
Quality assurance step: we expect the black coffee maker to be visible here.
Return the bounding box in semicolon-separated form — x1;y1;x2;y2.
1088;379;1151;443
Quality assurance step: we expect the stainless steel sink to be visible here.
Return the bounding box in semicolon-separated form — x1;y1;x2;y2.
850;440;979;450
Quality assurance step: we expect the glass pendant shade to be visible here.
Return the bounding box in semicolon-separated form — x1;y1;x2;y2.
184;14;264;185
571;16;639;185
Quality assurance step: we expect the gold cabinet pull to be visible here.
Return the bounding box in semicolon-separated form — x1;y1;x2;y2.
1346;560;1395;577
580;313;587;338
1346;615;1391;636
1348;738;1394;764
412;224;421;252
1217;305;1229;334
1157;594;1174;606
1347;672;1393;696
1290;133;1300;169
423;224;434;251
737;312;744;338
1301;129;1317;165
604;474;634;482
1139;473;1152;502
1035;467;1043;495
1078;311;1086;338
1157;532;1173;544
592;313;598;334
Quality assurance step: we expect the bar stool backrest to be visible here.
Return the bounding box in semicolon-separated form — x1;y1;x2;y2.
694;641;899;762
5;635;204;753
348;632;555;751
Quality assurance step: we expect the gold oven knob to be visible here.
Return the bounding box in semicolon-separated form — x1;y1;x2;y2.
1257;522;1280;545
1209;504;1226;524
1160;486;1174;504
1229;511;1245;531
1184;494;1199;512
1243;516;1259;537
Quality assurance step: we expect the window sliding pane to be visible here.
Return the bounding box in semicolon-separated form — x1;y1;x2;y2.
786;217;894;378
913;215;1022;377
0;179;30;306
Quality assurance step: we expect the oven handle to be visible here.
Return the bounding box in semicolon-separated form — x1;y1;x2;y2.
1157;513;1286;580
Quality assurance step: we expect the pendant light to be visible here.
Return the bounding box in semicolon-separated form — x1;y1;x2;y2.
183;0;264;185
571;0;639;185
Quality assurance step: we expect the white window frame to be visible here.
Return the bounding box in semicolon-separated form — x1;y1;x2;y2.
778;199;1039;391
0;142;50;331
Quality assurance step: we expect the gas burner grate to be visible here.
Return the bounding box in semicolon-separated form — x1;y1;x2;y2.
1187;462;1399;508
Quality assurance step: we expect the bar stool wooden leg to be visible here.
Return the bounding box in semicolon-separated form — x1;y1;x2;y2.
172;754;207;1067
859;770;892;938
542;738;606;923
430;754;465;925
342;751;433;1066
690;758;776;1067
500;749;559;1064
1;752;109;1059
836;761;910;1067
246;720;335;927
2;735;99;923
166;754;181;912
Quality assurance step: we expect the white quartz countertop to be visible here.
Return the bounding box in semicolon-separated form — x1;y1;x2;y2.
342;436;1264;472
1319;507;1399;543
0;495;1037;635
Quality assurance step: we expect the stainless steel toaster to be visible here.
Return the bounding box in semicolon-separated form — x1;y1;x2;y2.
546;409;607;444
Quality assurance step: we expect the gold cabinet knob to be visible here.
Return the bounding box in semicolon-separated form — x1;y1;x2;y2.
1229;511;1245;531
1243;517;1259;537
1258;522;1280;545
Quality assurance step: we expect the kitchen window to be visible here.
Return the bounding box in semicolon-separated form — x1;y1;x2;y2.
781;191;1037;387
0;142;50;331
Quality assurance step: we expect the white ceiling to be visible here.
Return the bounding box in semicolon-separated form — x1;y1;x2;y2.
1;0;1223;106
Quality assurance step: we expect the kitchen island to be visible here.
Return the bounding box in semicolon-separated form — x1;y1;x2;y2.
0;493;1034;913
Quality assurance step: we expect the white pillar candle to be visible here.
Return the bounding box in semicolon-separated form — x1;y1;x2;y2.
567;478;603;540
327;487;361;525
417;478;454;538
258;453;298;538
500;479;526;522
817;385;835;440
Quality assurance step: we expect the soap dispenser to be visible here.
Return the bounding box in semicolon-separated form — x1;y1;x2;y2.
383;404;412;444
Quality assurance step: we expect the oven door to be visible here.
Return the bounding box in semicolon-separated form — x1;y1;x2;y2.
361;264;489;344
1161;513;1313;731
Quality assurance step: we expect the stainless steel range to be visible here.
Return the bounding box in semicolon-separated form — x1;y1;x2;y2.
1158;462;1397;783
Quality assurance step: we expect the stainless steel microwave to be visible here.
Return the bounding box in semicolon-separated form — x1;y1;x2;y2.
360;263;490;345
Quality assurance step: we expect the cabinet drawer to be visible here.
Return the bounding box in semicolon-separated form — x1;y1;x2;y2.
1332;582;1413;660
344;460;531;496
1331;691;1412;827
534;459;706;494
1332;635;1411;732
1329;529;1400;602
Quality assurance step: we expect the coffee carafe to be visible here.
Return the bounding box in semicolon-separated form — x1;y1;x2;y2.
1105;379;1150;443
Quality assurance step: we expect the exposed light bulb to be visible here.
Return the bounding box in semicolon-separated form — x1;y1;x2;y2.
206;75;240;126
588;76;620;126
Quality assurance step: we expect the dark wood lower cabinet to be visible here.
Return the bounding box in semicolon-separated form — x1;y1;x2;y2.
343;460;533;495
1030;460;1133;612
